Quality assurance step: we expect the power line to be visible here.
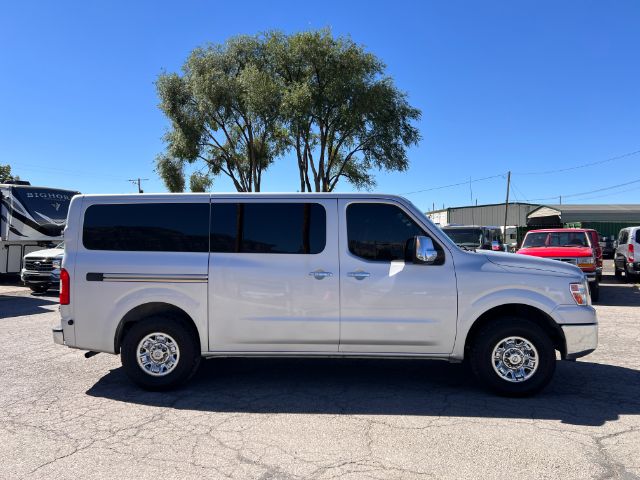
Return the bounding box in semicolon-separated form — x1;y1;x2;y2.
402;173;505;195
514;149;640;176
521;178;640;202
128;178;149;193
566;185;640;202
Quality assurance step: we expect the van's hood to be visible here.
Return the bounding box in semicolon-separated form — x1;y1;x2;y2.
517;246;593;258
24;248;64;258
480;250;583;277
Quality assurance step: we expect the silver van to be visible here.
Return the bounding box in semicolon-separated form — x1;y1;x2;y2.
53;193;598;396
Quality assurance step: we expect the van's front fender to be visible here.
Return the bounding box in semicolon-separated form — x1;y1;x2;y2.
451;287;564;360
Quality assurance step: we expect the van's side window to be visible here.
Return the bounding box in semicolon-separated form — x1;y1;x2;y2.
83;203;209;252
347;203;442;263
211;203;326;254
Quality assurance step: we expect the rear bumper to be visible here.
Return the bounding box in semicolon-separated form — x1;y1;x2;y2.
52;325;64;345
562;324;598;359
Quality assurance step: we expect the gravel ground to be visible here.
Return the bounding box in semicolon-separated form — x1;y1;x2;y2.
1;260;639;479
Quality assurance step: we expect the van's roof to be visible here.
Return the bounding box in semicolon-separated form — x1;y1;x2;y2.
75;192;408;200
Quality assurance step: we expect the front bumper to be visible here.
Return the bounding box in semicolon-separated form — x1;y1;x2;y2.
21;269;60;285
562;324;598;359
52;325;64;345
550;304;598;359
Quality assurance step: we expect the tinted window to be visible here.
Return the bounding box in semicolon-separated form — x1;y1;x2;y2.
635;230;640;243
211;203;326;254
83;203;209;252
522;231;589;248
619;230;628;244
443;228;483;247
347;203;442;262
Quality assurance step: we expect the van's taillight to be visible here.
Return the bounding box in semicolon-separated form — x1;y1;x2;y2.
629;244;635;262
60;268;70;305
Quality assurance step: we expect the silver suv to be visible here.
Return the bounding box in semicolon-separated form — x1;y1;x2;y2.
614;226;640;282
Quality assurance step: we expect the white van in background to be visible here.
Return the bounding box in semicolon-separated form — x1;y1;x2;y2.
614;226;640;282
53;193;597;396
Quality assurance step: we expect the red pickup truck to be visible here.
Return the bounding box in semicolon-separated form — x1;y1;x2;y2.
517;228;600;301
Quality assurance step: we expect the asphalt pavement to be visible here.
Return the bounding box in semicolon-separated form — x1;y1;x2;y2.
1;261;639;479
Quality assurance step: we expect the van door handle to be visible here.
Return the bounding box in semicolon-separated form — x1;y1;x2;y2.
347;271;370;280
309;270;333;280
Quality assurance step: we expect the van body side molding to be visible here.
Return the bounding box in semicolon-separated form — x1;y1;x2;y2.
86;272;207;283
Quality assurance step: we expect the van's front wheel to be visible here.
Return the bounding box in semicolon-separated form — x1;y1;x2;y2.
121;316;201;390
470;318;556;397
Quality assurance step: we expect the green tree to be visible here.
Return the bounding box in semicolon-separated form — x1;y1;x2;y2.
156;35;287;192
270;30;421;191
156;30;421;193
0;164;16;183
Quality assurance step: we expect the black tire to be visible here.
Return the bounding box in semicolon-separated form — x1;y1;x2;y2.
590;282;600;302
29;284;50;293
614;266;623;279
121;315;201;390
470;318;556;397
626;265;638;283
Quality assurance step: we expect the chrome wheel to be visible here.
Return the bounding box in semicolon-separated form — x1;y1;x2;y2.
136;332;180;377
491;336;538;383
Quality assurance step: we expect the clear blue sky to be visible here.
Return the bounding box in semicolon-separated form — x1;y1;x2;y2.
1;0;639;211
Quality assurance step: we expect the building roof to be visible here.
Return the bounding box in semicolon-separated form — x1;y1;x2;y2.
528;204;640;223
426;202;539;214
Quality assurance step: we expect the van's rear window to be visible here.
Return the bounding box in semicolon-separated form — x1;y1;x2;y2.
83;203;209;252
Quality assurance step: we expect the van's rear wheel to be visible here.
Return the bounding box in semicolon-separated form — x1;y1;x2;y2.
121;316;201;390
470;318;556;397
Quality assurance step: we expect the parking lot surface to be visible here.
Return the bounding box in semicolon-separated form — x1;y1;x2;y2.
1;261;639;480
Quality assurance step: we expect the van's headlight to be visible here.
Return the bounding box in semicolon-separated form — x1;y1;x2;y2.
570;282;590;305
577;256;594;268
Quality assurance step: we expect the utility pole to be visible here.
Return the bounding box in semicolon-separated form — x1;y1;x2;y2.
128;178;148;194
503;171;511;241
559;195;562;205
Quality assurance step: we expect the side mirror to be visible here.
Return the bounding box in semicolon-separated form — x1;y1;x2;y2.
413;235;438;264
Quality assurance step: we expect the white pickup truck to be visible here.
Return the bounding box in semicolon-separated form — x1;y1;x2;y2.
21;244;64;293
53;193;598;396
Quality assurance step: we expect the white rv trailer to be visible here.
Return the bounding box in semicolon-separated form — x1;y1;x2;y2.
0;182;79;273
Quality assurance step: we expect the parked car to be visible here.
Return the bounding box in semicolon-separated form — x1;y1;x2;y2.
583;229;603;282
614;226;640;282
441;225;505;251
517;229;600;301
20;243;64;293
53;193;597;397
599;235;617;259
